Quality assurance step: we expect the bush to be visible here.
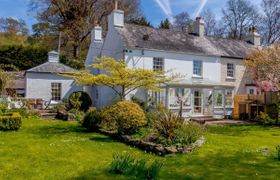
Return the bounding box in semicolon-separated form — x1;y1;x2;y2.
173;123;205;146
52;103;67;113
100;108;117;131
276;145;280;161
8;108;37;118
68;109;85;122
106;101;147;135
258;112;279;126
82;107;101;131
110;153;163;179
131;96;147;111
152;111;182;141
0;100;8;114
69;92;92;111
0;112;22;131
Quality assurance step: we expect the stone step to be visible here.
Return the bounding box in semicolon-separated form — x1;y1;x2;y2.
190;116;218;124
40;113;57;119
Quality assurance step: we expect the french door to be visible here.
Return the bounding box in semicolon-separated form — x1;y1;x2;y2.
193;89;202;114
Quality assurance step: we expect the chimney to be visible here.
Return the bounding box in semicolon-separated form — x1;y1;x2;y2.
194;17;205;37
247;27;261;47
91;25;103;43
108;0;124;29
48;51;59;63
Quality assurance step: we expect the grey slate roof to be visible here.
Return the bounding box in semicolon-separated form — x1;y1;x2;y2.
26;62;76;73
116;24;254;58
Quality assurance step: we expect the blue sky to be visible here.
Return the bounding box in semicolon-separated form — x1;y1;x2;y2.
0;0;263;31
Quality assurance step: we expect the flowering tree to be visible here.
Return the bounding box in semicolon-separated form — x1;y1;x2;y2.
63;56;179;101
245;44;280;92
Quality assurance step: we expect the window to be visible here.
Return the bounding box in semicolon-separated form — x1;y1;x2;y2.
51;83;61;101
214;90;224;107
193;60;202;76
169;88;191;108
153;57;164;71
227;63;235;78
249;89;255;95
225;89;233;107
194;90;202;113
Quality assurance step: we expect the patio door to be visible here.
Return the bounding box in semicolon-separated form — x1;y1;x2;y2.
203;89;213;116
193;89;202;114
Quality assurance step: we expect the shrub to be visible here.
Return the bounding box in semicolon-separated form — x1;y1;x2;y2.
68;109;85;122
0;100;8;114
100;108;117;131
0;112;22;131
152;111;182;141
276;145;280;161
107;101;147;134
258;112;278;126
69;92;92;111
52;103;67;113
131;95;147;111
173;123;205;146
8;108;37;118
69;92;82;110
82;108;101;131
110;153;163;179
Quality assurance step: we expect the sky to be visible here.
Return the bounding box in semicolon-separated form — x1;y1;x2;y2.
0;0;263;32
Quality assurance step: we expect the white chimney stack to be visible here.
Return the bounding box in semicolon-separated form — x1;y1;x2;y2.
48;51;59;63
246;27;261;47
194;17;205;37
91;25;103;43
108;1;124;29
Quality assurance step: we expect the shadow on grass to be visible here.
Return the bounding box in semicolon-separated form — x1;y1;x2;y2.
28;123;87;138
89;136;116;143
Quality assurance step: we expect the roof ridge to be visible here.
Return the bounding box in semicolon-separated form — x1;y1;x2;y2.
125;23;250;44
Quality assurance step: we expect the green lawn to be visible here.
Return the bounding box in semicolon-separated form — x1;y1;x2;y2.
0;118;279;180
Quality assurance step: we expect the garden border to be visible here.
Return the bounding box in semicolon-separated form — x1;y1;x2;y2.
98;129;205;156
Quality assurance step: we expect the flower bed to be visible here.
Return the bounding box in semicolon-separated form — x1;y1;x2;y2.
98;129;205;156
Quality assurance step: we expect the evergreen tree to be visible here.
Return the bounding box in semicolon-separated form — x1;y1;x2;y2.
159;18;171;29
128;17;152;27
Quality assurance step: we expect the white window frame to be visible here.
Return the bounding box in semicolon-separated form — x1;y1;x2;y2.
153;57;164;71
51;83;62;101
214;89;224;108
193;60;203;77
168;87;191;109
227;63;235;79
225;89;234;107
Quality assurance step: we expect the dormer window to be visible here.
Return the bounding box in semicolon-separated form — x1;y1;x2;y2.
227;63;235;78
193;60;202;77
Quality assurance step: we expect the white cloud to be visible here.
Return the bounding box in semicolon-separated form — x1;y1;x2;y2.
154;0;175;23
193;0;208;18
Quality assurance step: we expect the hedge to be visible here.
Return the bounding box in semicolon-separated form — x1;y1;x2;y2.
0;112;22;131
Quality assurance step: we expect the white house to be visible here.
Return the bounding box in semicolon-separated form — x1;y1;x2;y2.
25;51;85;106
86;7;260;118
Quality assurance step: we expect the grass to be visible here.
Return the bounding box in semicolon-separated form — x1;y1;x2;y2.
0;118;280;179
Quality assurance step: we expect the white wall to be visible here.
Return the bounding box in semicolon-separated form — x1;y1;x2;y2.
125;49;221;82
25;72;83;102
91;27;125;108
